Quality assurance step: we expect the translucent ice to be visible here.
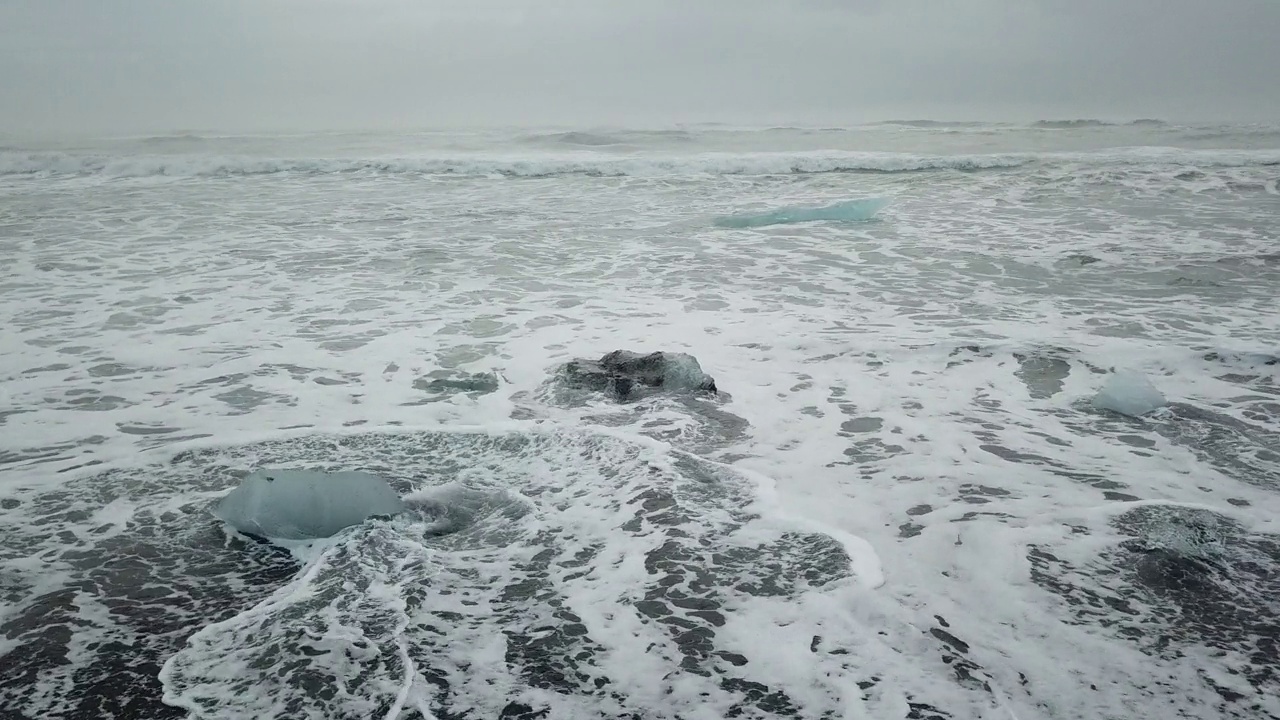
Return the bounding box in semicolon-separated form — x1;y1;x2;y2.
212;469;407;540
1092;371;1167;417
657;352;715;390
713;198;888;228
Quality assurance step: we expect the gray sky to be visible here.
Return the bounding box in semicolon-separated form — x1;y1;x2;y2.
2;0;1277;135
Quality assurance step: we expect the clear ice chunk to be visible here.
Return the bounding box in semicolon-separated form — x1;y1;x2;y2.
1092;371;1167;417
212;469;407;540
714;198;888;228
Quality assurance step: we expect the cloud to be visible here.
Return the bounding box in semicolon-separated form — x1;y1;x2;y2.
1;0;1277;136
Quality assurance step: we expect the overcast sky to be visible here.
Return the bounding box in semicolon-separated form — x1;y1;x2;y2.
1;0;1277;135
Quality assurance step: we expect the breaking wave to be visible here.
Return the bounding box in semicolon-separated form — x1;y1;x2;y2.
0;150;1028;178
874;120;999;129
4;147;1279;180
519;129;696;147
138;133;215;145
1033;119;1116;129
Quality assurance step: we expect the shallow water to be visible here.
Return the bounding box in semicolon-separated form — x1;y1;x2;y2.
2;122;1279;719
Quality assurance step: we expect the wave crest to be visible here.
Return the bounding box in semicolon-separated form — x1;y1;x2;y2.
0;151;1029;179
1033;119;1114;129
4;147;1277;180
519;129;695;147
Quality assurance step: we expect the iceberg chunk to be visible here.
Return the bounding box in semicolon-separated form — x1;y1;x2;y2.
212;469;407;540
714;198;888;228
560;350;717;401
1092;371;1167;417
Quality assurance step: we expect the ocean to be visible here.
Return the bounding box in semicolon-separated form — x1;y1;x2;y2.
1;120;1278;719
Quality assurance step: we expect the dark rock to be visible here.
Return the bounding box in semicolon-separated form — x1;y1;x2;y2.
1062;253;1101;266
930;627;971;654
560;350;718;402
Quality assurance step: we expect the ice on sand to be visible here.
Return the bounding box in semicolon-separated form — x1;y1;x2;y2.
1092;370;1167;417
212;469;407;540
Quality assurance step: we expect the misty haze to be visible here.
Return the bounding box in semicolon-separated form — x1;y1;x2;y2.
2;2;1279;720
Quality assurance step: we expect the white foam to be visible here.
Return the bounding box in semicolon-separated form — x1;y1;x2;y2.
4;127;1280;719
155;428;911;719
4;146;1280;180
0;148;1031;178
